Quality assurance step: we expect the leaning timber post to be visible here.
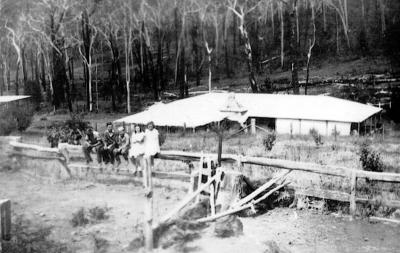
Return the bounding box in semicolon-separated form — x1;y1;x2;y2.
350;170;357;218
251;118;256;134
144;160;154;251
208;159;216;216
217;133;223;167
0;199;11;249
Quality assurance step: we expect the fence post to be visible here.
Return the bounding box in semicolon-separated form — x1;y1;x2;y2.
251;118;256;134
144;161;153;252
0;199;11;241
350;171;357;218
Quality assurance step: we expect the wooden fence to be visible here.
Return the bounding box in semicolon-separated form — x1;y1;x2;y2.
7;141;400;215
158;150;400;214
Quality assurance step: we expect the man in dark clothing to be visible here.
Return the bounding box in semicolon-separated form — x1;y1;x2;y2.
82;127;103;164
103;122;117;164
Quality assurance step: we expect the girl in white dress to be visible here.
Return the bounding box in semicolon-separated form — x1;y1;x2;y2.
129;125;145;175
143;121;160;187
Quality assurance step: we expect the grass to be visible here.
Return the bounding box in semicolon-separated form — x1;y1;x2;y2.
162;129;400;173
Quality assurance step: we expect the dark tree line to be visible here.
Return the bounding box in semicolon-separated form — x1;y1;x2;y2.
0;0;399;112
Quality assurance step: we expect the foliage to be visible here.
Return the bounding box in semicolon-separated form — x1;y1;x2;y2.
384;19;400;70
0;105;34;135
65;113;89;130
71;206;110;227
2;216;72;253
25;80;43;110
262;131;276;151
71;208;89;227
359;141;384;173
309;128;323;146
88;206;109;221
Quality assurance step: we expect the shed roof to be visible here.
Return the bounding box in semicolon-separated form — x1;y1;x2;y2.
0;95;30;103
115;93;382;127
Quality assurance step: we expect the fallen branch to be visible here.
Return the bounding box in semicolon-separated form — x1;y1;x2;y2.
197;181;290;223
232;170;291;208
369;216;400;224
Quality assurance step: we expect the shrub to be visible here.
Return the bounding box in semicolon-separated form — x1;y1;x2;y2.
71;208;89;227
0;105;34;135
262;131;276;151
309;128;323;146
88;206;109;221
65;113;89;130
159;130;166;146
359;142;384;172
71;206;110;227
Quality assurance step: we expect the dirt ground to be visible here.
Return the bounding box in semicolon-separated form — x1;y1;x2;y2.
1;170;399;253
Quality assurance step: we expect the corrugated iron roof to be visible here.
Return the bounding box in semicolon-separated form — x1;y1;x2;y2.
115;93;382;127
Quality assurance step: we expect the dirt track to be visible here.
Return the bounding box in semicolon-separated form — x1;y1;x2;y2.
0;171;399;253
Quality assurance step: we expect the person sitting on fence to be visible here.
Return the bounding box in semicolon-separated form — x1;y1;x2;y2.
103;122;117;164
113;126;130;166
47;127;60;148
68;124;83;145
82;126;104;164
144;122;160;185
129;125;145;175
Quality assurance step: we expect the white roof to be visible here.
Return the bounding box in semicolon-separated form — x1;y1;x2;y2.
115;93;382;127
0;95;30;103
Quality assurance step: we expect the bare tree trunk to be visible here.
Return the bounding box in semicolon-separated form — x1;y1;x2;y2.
21;46;27;93
0;63;3;95
7;61;10;91
336;12;340;54
223;12;230;78
15;61;20;95
379;0;386;36
296;0;300;45
305;2;316;95
205;42;213;93
290;0;299;95
279;2;284;68
233;15;237;56
232;9;259;92
270;2;275;39
322;1;326;32
40;53;46;91
191;19;202;86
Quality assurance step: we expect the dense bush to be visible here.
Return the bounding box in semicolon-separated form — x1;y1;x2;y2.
159;130;167;146
359;142;384;172
65;113;89;130
309;128;323;146
262;131;276;151
0;105;34;135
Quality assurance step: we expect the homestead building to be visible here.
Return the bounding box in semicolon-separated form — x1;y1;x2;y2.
116;93;382;136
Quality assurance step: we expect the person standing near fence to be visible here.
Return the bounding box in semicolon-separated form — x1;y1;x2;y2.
143;121;160;187
129;125;145;176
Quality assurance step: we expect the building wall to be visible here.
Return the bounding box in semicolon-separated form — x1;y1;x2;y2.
275;118;351;136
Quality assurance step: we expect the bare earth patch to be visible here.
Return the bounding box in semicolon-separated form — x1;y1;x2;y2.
1;171;399;253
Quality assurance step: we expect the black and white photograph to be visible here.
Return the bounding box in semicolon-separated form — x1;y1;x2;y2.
0;0;400;252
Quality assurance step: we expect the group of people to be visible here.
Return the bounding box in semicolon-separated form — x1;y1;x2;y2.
47;124;84;148
82;121;160;174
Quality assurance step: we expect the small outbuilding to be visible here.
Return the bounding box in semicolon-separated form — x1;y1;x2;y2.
0;95;31;113
115;93;382;136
